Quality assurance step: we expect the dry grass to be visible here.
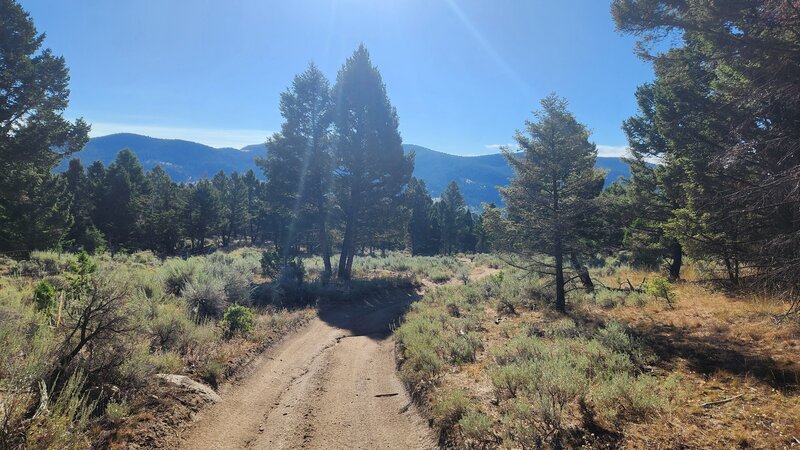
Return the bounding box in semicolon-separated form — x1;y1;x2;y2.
398;260;800;449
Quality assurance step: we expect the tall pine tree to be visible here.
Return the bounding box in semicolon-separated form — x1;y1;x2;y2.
491;95;604;312
332;45;413;279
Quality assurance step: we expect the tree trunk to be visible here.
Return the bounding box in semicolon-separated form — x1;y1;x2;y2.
553;178;566;313
555;237;566;313
318;210;332;277
668;241;682;281
337;209;356;280
570;253;594;293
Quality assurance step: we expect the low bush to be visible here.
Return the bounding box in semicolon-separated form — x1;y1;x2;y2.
182;275;228;321
221;304;255;338
644;275;676;308
431;389;471;428
459;410;494;445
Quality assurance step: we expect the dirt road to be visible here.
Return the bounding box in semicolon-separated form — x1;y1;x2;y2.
177;291;435;450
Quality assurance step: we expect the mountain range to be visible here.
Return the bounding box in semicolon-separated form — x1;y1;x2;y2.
60;133;632;208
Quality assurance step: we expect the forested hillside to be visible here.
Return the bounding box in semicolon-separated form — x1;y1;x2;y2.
62;137;633;208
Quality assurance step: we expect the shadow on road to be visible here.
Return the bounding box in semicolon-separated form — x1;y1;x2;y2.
317;285;420;340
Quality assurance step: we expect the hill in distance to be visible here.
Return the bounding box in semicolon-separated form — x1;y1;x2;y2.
62;133;632;208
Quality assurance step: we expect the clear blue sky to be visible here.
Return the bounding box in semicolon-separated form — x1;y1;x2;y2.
20;0;652;156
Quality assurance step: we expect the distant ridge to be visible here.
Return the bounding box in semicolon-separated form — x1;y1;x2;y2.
62;133;632;208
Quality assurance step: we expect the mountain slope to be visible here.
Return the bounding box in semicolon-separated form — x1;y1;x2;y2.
63;134;632;208
58;133;256;182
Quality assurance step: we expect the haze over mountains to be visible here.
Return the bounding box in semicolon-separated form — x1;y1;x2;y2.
62;133;632;208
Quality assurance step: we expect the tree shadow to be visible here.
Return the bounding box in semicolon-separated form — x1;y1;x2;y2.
316;280;420;340
633;322;800;391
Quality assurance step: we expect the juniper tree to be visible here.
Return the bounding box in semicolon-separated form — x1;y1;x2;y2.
492;95;604;312
332;46;413;280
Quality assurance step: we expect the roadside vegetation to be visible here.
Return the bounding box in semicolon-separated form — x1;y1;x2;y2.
395;261;800;449
0;248;318;448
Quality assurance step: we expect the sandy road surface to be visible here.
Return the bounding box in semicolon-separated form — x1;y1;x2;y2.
177;292;435;450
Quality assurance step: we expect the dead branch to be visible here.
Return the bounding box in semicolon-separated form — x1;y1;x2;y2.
701;393;744;407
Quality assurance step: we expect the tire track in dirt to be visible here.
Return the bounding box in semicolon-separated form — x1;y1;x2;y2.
177;292;435;450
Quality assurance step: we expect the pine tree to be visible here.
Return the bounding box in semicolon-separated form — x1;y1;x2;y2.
242;169;264;244
63;158;105;252
142;166;184;254
258;64;334;265
613;0;800;291
406;177;435;255
185;180;222;252
0;0;90;251
95;149;150;250
620;83;686;279
332;45;414;279
439;181;467;254
492;94;605;313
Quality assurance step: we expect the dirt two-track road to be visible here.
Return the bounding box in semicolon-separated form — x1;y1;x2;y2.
177;292;436;450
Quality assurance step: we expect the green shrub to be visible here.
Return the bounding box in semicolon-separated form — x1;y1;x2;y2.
643;275;676;308
261;251;281;278
501;398;542;448
431;389;471;428
526;345;589;431
594;321;653;367
149;351;184;374
221;305;255;338
202;359;225;387
160;258;198;295
33;280;57;314
149;303;191;351
543;317;580;339
448;333;482;364
26;371;96;450
489;363;534;398
459;410;494;445
587;373;665;428
105;401;131;425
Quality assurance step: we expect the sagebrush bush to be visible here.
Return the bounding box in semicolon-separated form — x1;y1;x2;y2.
105;401;131;425
160;258;198;295
431;389;471;428
587;373;664;428
182;275;228;321
459;410;494;445
25;371;95;450
148;302;191;351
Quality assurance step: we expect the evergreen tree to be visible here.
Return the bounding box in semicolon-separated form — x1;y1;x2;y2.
439;181;467;254
143;166;184;254
406;177;435;255
242;169;264;244
332;45;414;279
63;158;104;252
620;83;686;279
258;64;334;266
613;0;800;290
185;180;221;252
0;0;90;251
95;149;150;250
491;95;604;312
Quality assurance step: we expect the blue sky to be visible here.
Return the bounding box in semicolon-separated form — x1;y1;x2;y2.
21;0;653;156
